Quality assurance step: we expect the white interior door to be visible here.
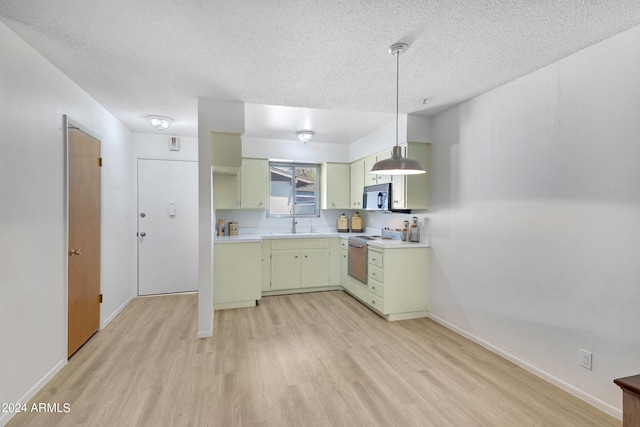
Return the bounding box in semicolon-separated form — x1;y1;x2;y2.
138;159;198;295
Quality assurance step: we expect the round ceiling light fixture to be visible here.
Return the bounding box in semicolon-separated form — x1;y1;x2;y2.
296;130;315;143
147;115;173;131
370;43;426;175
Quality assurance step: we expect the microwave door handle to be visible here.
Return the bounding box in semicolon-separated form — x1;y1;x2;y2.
377;192;383;209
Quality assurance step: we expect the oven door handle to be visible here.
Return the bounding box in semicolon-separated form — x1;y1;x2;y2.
348;242;366;249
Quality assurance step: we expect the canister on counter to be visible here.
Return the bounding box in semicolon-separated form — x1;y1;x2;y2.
338;214;349;232
351;211;363;233
229;221;238;236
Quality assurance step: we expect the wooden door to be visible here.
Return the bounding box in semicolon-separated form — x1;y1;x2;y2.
68;126;101;358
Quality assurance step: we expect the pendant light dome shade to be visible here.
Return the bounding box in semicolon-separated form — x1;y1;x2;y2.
370;146;426;175
371;43;426;175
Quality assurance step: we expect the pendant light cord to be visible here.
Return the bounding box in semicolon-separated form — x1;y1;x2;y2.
395;49;400;150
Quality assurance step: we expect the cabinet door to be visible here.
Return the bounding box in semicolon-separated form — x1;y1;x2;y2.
374;150;393;184
213;173;239;209
340;248;348;286
240;158;268;209
214;243;261;304
363;155;378;187
350;159;364;209
404;142;430;209
271;250;301;290
301;248;330;288
392;174;406;209
322;163;350;209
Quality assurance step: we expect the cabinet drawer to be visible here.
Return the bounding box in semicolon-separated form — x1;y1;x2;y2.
368;264;384;283
368;250;383;268
271;238;329;250
368;293;384;312
368;279;384;298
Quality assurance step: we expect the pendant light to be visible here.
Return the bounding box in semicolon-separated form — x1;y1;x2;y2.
371;43;426;175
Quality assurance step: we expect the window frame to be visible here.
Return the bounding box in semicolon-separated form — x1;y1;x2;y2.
267;161;321;218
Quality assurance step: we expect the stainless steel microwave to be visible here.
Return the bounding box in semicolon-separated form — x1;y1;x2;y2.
363;183;392;211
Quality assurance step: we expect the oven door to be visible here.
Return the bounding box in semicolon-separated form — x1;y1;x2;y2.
348;240;367;283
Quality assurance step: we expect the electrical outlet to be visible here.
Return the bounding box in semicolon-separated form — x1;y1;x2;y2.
579;349;592;370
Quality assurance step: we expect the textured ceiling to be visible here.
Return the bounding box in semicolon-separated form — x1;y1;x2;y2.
2;1;640;140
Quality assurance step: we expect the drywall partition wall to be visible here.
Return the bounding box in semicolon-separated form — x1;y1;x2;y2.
349;114;430;162
242;136;349;163
197;98;244;338
427;24;640;416
0;20;134;426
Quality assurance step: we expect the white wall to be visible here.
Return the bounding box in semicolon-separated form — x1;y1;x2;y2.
198;98;245;337
0;21;135;425
426;24;640;416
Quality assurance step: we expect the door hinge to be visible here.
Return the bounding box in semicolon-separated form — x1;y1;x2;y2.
99;294;103;303
98;157;103;167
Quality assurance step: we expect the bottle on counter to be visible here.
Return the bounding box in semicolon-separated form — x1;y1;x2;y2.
410;216;420;242
217;217;225;236
403;220;410;242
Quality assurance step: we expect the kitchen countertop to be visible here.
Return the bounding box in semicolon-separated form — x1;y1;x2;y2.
215;232;430;248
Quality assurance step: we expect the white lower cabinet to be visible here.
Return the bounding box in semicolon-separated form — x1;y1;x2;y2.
268;238;332;291
364;246;429;320
213;242;262;309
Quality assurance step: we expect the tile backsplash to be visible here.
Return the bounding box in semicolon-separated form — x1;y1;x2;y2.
215;208;430;240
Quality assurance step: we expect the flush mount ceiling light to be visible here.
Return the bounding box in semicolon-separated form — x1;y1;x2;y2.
371;43;426;175
296;130;315;143
147;115;173;131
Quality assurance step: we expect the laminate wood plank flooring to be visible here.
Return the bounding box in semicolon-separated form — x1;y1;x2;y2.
7;291;620;427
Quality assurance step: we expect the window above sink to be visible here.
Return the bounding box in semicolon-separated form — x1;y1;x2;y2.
268;161;320;218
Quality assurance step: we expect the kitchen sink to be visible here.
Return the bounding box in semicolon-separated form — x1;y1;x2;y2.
269;232;324;236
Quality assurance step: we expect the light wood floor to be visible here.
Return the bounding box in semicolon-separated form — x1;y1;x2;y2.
8;291;620;427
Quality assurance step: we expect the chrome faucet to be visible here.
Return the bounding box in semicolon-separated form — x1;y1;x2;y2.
292;216;297;233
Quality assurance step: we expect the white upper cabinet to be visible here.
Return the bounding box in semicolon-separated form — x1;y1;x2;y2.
349;159;365;209
240;158;269;209
321;163;350;209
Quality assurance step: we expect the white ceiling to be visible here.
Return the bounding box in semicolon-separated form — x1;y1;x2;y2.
2;1;640;142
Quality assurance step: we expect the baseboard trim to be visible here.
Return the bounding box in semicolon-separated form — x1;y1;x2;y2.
101;295;134;330
262;286;341;297
426;313;622;420
0;358;67;426
197;330;213;339
214;300;256;310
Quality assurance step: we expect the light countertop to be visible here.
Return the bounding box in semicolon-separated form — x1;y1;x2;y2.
215;232;430;248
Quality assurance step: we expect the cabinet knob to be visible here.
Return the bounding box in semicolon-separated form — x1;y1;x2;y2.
371;300;375;305
304;255;308;258
295;255;299;258
372;257;376;261
372;286;376;290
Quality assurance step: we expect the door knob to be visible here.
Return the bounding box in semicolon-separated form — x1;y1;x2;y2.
140;232;146;237
68;249;81;256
